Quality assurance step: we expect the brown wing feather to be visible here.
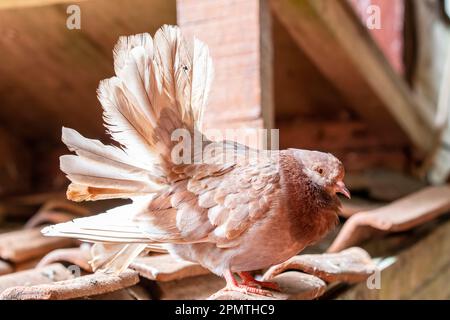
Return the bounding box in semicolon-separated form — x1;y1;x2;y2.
201;154;280;247
132;143;280;248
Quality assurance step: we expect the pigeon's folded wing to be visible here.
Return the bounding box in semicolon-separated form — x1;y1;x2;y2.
134;143;282;247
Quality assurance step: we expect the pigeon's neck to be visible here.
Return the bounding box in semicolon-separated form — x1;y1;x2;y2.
279;150;339;244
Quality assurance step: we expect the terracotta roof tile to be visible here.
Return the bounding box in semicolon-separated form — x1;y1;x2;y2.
0;227;75;263
263;247;375;283
208;290;278;300
5;185;443;300
0;192;66;220
340;197;382;218
130;254;209;282
272;272;327;299
87;285;151;300
0;269;139;300
0;263;73;294
209;272;326;300
156;274;224;300
4;192;66;207
24;200;90;229
14;258;42;272
329;186;450;253
0;260;13;276
83;289;137;300
125;285;152;300
37;246;92;272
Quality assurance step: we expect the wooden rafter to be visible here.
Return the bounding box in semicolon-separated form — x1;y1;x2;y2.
270;0;436;153
177;0;274;148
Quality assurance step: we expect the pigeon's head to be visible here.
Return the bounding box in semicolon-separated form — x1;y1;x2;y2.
290;149;350;199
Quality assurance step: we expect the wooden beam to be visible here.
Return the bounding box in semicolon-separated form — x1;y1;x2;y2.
337;217;450;299
177;0;274;130
270;0;436;153
278;119;406;150
348;0;405;74
278;119;409;173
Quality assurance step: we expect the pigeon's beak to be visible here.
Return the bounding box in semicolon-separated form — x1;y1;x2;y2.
335;180;351;199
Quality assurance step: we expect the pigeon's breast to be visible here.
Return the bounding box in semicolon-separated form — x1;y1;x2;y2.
167;179;309;274
167;150;338;275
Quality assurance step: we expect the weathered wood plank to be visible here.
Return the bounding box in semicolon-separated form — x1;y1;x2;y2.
278;119;407;150
0;227;75;263
329;185;450;253
0;0;87;9
130;254;209;282
156;273;225;300
348;0;405;74
272;13;353;120
270;0;436;153
0;0;176;144
178;0;274;130
337;217;450;299
409;260;450;300
0;269;139;300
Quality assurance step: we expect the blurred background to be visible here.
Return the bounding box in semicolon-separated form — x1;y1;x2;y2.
0;0;449;300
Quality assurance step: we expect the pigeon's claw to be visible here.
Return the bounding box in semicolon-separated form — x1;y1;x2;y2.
223;270;276;297
235;284;274;296
238;271;281;292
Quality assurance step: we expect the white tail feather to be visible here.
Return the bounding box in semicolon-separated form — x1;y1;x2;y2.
91;243;148;274
60;127;163;201
42;209;152;243
49;25;214;273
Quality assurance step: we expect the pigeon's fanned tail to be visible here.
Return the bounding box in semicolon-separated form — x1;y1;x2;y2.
59;127;164;202
60;25;214;202
48;25;214;273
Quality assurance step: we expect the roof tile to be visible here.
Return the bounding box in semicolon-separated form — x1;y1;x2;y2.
156;274;224;300
263;247;375;283
0;263;73;294
0;227;75;263
209;272;326;300
130;254;209;282
329;186;450;252
37;246;92;272
24;200;90;229
87;285;151;300
0;269;139;300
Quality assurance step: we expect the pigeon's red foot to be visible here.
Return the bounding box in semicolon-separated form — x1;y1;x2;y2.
232;284;274;296
223;270;276;297
238;272;281;292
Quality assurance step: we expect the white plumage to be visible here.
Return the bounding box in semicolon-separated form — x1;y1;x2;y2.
43;25;214;273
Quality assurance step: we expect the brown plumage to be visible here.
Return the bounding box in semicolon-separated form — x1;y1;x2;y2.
42;25;350;295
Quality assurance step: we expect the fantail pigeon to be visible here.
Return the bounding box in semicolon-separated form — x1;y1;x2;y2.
42;25;350;296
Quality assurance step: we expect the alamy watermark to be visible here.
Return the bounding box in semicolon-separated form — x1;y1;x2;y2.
67;264;82;278
366;5;381;30
66;5;81;30
354;3;382;30
366;267;381;290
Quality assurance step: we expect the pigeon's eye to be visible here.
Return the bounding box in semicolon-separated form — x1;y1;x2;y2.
316;167;324;175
